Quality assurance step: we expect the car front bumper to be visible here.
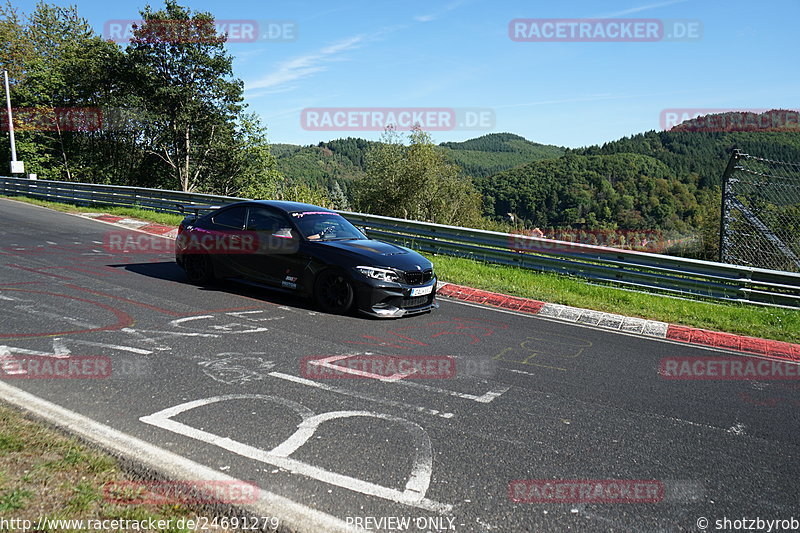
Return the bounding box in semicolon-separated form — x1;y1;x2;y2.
353;277;438;318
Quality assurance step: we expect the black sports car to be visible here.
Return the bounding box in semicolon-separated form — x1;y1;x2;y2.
175;200;437;318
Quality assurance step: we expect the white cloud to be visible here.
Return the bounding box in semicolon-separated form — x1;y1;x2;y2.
594;0;688;19
414;0;469;23
245;35;364;92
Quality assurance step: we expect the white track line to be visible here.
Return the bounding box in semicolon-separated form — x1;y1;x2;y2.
268;371;454;419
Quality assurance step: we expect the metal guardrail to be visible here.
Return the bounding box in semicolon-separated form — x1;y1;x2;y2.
0;177;245;214
2;176;800;308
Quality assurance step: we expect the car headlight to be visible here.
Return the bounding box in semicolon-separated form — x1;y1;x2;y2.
355;266;400;282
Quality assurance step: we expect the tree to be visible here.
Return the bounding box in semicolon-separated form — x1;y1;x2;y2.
0;1;34;84
357;126;483;226
202;113;282;198
329;180;350;210
0;1;120;180
126;0;243;192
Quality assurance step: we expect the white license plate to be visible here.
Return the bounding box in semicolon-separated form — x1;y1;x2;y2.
410;285;433;297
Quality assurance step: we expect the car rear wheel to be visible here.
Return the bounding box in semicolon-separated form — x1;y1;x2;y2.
183;254;215;285
314;269;354;314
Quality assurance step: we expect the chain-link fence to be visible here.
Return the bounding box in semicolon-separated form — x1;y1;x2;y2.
720;149;800;272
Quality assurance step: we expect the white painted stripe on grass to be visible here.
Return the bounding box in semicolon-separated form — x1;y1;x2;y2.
0;382;362;533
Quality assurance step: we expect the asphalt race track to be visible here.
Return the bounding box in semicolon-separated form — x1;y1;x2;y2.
1;198;799;532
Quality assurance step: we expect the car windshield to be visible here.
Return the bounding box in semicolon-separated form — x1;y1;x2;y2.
290;212;365;241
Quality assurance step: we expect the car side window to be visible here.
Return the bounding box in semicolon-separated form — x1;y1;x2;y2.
212;206;246;229
246;207;288;232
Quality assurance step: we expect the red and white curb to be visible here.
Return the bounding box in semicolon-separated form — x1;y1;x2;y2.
437;282;800;362
78;213;179;239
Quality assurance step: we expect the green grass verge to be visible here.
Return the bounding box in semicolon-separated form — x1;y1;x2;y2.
428;254;799;344
0;403;238;532
3;194;797;344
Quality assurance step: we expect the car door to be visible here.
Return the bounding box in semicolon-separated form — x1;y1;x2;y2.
240;206;304;287
204;205;248;277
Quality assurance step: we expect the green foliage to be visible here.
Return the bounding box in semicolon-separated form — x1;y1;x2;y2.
438;133;565;178
318;137;378;168
329;180;350;210
0;1;34;83
274;144;367;192
0;488;32;512
480;152;704;232
357;127;483;226
480;115;800;259
274;181;333;208
201;113;282;198
0;0;280;196
274;133;564;205
574;116;800;189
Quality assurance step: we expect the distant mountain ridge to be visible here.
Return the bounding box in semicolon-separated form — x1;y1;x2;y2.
273;132;566;189
438;133;565;178
573;110;800;188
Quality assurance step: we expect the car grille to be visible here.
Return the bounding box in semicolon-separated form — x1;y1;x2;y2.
403;269;434;285
401;295;433;308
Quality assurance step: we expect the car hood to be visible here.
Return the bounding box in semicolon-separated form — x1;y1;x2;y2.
317;239;432;270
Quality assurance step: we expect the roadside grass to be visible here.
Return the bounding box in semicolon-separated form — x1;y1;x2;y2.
2;194;797;344
429;254;799;344
0;404;235;532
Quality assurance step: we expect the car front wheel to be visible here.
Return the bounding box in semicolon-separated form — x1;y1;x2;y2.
314;269;354;314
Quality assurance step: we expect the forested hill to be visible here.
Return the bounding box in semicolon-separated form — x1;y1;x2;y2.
272;141;372;203
274;133;565;188
477;153;716;233
572;110;800;188
438;133;565;178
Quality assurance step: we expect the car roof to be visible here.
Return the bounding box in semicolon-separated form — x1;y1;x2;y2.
225;200;336;214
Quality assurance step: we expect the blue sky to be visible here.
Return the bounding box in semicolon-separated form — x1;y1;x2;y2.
13;0;800;147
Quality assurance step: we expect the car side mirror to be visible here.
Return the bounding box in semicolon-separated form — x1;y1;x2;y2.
272;227;294;239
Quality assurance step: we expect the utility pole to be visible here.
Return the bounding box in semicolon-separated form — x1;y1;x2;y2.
3;69;24;175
